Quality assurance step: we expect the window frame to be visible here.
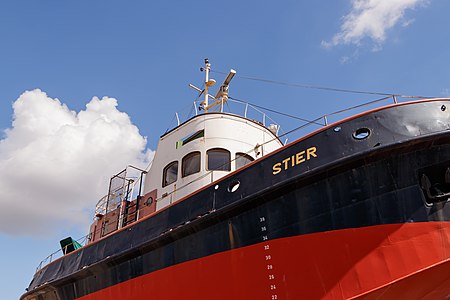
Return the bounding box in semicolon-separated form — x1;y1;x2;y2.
162;161;178;187
207;148;231;171
182;151;201;177
235;152;254;169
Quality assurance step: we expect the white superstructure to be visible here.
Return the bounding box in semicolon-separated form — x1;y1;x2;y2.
143;111;283;210
89;59;283;242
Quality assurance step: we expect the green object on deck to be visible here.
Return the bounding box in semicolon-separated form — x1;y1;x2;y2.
60;237;83;255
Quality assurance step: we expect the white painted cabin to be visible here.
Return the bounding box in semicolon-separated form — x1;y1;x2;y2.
144;112;283;210
88;59;284;243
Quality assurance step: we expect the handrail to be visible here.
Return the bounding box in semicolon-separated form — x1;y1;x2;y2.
35;235;90;273
172;98;285;138
34;95;430;273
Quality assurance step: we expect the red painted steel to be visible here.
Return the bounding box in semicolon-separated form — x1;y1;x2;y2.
78;222;450;300
353;260;450;299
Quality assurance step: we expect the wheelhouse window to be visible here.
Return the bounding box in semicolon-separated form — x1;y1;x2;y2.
162;161;178;187
236;152;254;169
207;148;231;171
182;151;201;177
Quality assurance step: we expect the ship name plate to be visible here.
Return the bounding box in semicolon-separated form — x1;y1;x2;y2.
272;146;317;175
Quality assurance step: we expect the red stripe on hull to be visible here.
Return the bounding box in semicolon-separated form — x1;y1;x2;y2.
78;222;450;300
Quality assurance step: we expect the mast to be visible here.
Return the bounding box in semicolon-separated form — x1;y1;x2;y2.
191;58;236;113
201;58;216;112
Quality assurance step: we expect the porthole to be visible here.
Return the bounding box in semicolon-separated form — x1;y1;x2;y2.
352;128;370;140
228;180;240;193
146;197;153;205
333;126;341;132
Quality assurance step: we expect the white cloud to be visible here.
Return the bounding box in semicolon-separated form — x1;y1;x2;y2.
339;49;360;64
402;18;415;27
322;0;429;49
0;89;153;236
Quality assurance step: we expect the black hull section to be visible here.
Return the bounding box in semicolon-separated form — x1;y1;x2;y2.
22;100;450;300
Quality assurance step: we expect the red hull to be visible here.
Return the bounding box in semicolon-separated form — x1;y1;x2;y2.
78;222;450;300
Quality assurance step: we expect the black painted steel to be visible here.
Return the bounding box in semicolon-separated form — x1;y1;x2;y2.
21;100;450;300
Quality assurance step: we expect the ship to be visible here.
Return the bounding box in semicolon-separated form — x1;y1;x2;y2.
21;59;450;300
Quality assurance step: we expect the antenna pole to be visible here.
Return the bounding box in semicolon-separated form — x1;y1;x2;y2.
203;58;211;112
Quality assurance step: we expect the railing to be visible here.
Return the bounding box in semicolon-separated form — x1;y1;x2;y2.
35;235;91;273
134;95;425;209
35;166;146;273
176;95;411;144
263;94;414;143
171;98;284;138
35;94;426;273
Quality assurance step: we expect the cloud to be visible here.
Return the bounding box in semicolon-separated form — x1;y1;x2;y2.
322;0;429;49
339;49;360;64
0;89;153;236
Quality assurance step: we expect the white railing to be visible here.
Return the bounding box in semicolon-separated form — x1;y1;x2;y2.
35;94;419;273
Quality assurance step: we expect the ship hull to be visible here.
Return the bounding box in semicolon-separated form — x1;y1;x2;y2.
22;100;450;300
76;222;450;300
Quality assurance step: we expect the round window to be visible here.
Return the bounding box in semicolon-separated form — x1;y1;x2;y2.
352;128;371;140
228;180;240;193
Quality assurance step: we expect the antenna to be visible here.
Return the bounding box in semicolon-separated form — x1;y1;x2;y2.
201;58;216;112
188;59;236;112
214;69;236;101
203;68;236;112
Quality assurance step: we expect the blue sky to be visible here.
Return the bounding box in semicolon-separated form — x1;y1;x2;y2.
1;1;449;299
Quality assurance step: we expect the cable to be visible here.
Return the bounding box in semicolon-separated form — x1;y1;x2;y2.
229;96;325;126
324;95;393;117
211;69;435;99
